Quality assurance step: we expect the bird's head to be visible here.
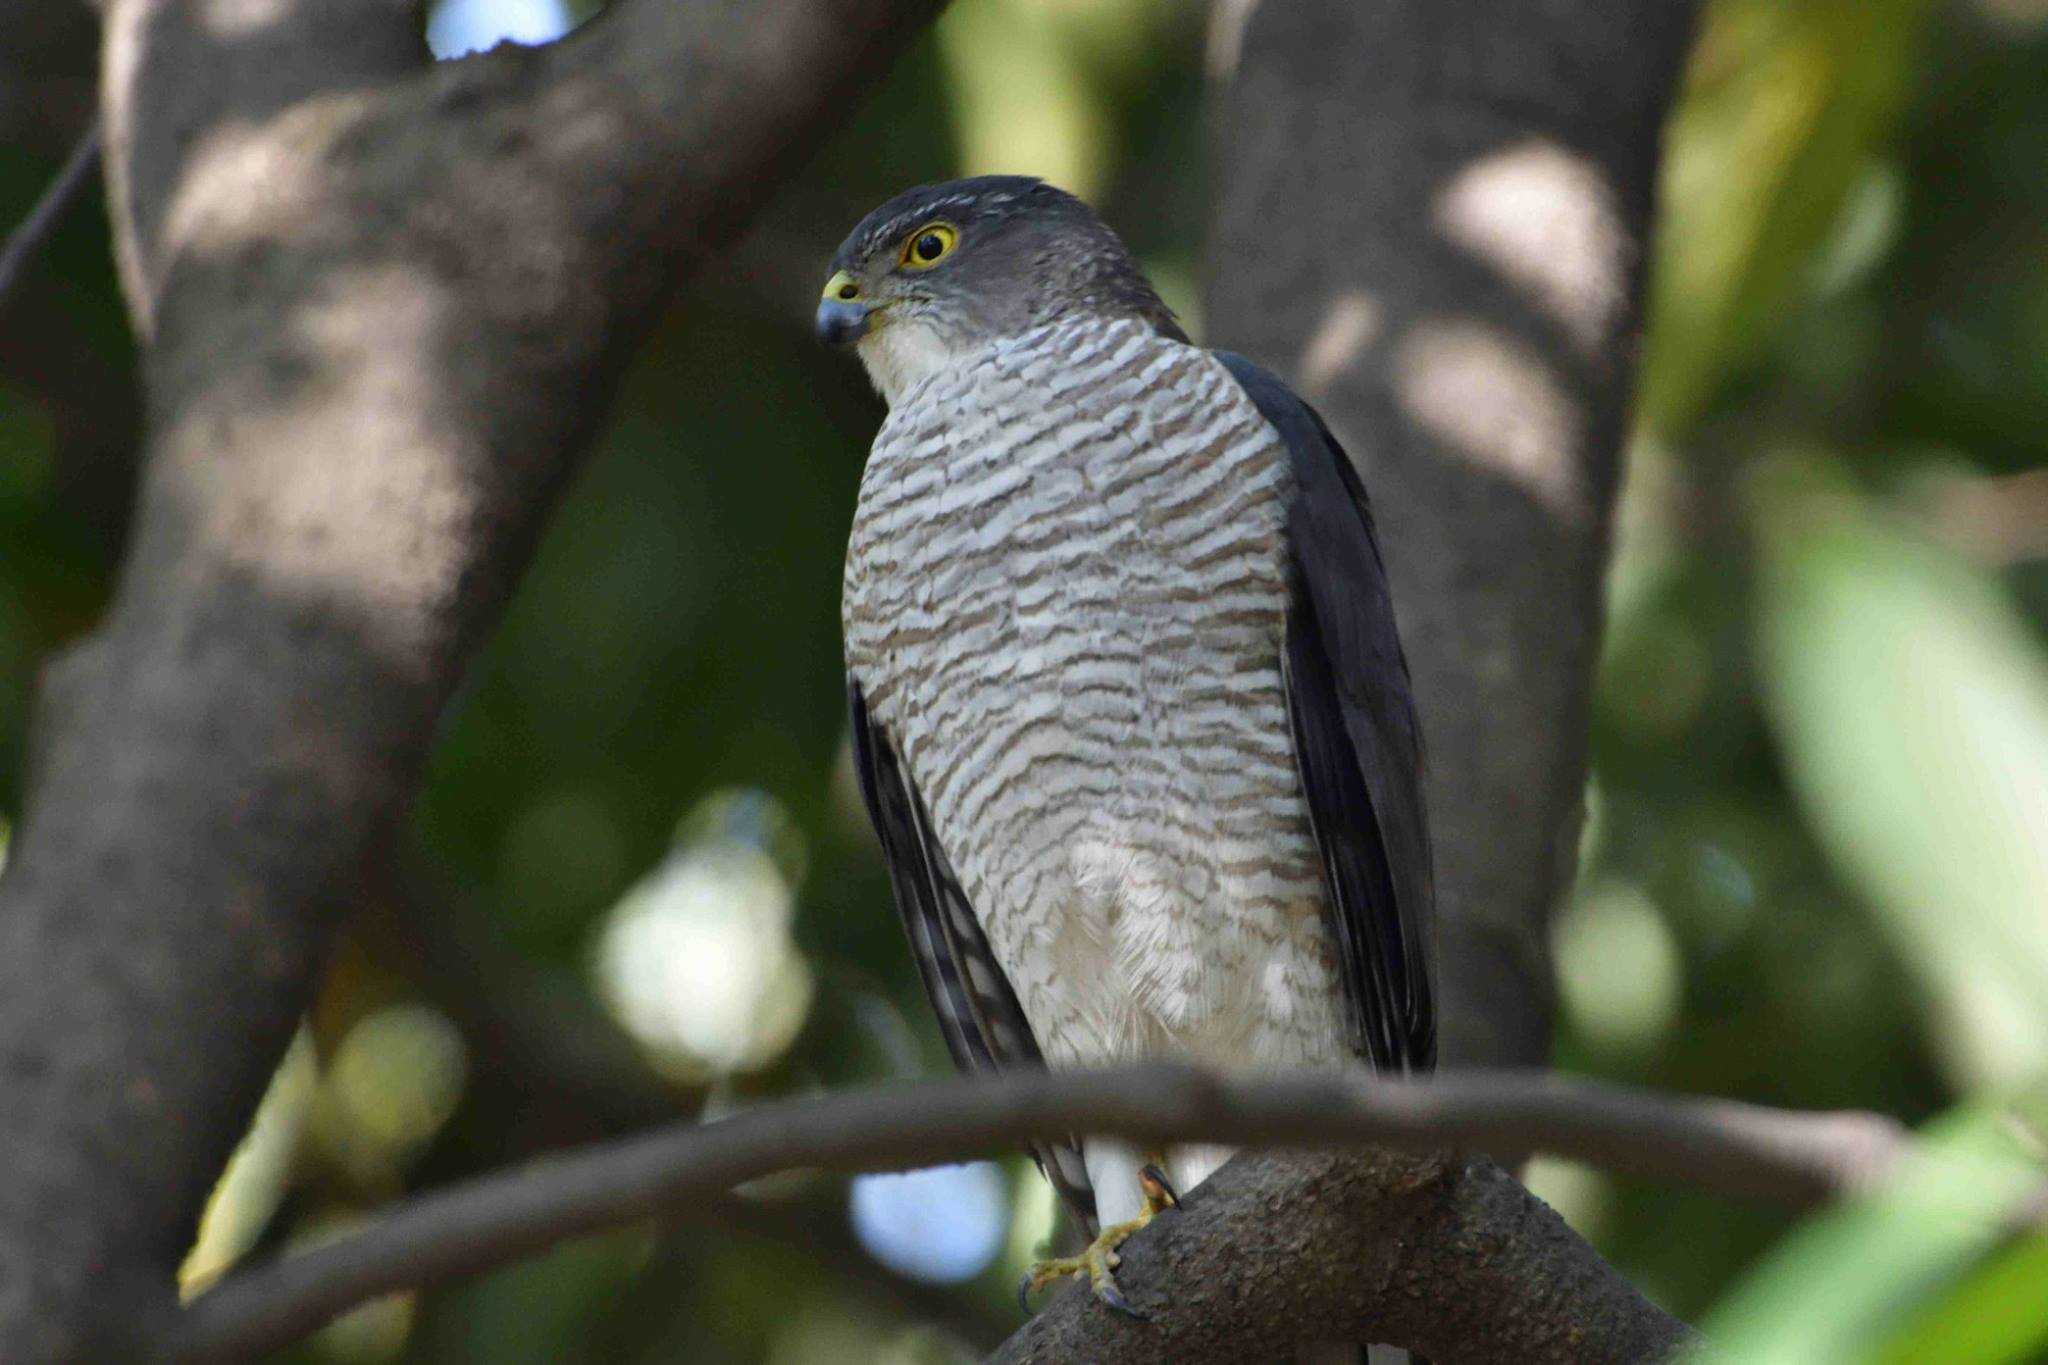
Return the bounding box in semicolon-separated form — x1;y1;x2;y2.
816;176;1184;405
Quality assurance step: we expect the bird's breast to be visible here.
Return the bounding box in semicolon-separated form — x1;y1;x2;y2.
843;316;1336;1066
847;318;1287;745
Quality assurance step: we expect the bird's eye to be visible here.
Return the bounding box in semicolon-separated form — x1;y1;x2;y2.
899;222;958;270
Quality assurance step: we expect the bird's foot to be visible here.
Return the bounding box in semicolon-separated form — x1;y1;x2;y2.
1019;1164;1180;1320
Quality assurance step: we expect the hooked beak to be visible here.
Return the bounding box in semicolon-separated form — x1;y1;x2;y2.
816;270;870;346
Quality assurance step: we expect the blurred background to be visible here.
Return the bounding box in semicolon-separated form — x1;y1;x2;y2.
2;0;2045;1359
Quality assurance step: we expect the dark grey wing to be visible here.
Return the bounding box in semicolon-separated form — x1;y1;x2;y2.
848;681;1099;1229
1215;353;1437;1074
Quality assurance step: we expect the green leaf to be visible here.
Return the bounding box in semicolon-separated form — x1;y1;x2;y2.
1692;1103;2045;1364
1873;1233;2048;1365
1752;456;2048;1089
1641;0;1931;436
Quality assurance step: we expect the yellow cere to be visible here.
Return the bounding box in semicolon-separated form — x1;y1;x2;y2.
822;270;860;302
898;222;958;271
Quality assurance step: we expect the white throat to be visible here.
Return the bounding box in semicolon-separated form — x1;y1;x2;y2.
855;318;966;408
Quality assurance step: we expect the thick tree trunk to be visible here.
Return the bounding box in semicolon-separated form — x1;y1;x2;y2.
0;1;943;1356
1206;0;1700;1069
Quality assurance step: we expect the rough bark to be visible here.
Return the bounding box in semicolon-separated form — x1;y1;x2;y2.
992;1148;1691;1364
0;0;944;1356
1207;0;1701;1069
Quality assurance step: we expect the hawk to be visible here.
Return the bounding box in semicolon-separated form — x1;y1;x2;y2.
821;176;1435;1318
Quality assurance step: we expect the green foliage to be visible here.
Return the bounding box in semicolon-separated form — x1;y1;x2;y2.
1642;0;1931;436
1693;1101;2046;1363
1873;1230;2048;1365
1575;0;2048;1351
1754;458;2048;1090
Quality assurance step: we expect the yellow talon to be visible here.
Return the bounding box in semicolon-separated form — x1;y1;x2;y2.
1019;1163;1180;1319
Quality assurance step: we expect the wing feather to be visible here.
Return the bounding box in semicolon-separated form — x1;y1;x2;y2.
848;682;1100;1228
1215;353;1437;1074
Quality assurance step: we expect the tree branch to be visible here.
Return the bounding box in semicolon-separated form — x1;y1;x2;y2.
992;1148;1682;1365
0;121;101;321
170;1064;1927;1361
0;0;946;1355
358;878;1011;1354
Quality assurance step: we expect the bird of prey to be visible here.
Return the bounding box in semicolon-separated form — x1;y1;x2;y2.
821;176;1435;1319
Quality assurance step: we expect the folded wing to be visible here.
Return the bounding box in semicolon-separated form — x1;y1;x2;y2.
848;682;1101;1227
1215;353;1437;1074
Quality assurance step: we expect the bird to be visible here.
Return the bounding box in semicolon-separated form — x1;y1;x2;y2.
821;175;1436;1335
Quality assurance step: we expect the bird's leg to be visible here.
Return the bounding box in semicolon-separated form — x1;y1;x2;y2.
1020;1163;1180;1319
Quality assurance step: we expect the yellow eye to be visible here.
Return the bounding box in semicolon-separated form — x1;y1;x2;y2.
899;222;958;270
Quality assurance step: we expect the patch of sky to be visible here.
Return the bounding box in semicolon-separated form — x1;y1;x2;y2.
426;0;578;60
849;1161;1009;1285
